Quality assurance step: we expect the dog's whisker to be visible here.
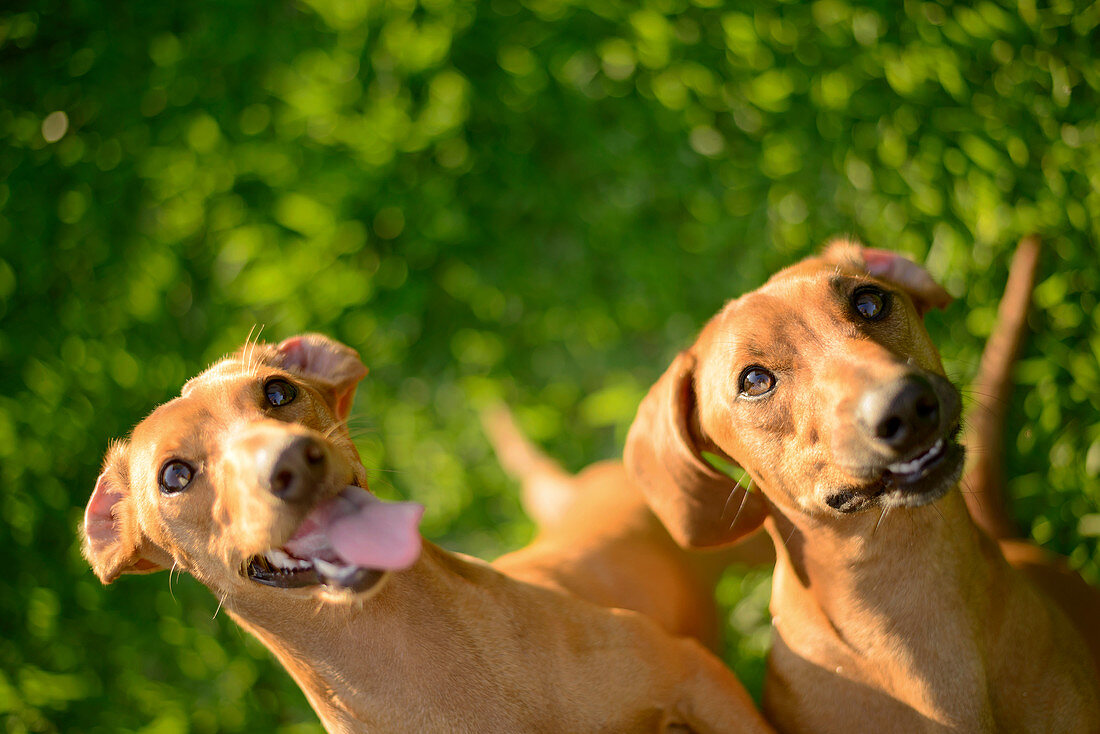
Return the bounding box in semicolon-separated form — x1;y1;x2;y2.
212;592;227;620
246;326;258;373
253;326;265;377
323;422;348;440
346;429;379;440
720;477;742;519
782;523;797;549
243;323;265;377
168;560;179;600
720;490;737;520
243;323;257;359
341;418;374;429
872;506;890;537
344;421;378;432
728;486;751;532
960;402;1012;416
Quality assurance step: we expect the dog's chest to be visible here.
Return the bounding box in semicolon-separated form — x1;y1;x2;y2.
767;561;998;732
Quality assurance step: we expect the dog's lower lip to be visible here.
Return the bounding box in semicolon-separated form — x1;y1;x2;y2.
876;439;964;508
246;551;385;593
247;555;320;588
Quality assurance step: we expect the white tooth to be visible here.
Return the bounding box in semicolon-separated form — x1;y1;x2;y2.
890;457;916;473
314;558;344;578
265;548;296;568
888;439;944;475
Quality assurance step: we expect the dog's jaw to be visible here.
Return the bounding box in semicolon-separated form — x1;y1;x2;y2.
876;435;965;510
241;485;423;596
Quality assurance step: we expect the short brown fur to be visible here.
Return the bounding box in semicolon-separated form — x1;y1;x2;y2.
83;333;772;734
626;238;1100;732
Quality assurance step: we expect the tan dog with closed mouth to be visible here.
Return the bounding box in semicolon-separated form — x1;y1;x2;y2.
626;238;1100;732
83;333;772;734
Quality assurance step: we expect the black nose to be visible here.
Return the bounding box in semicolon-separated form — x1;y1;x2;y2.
857;375;941;452
261;436;327;502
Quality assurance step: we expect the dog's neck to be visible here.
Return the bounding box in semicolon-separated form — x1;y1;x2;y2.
764;486;1008;724
768;487;1002;614
216;542;519;733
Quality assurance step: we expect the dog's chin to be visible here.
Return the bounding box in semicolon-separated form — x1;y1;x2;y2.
315;571;391;604
824;438;965;514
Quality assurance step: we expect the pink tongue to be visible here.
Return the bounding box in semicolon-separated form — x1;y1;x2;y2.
328;494;424;570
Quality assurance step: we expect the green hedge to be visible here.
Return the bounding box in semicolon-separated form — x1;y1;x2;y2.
2;0;1098;729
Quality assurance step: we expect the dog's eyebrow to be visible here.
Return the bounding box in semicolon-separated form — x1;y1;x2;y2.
182;362;260;397
827;274;877;299
743;344;772;360
827;275;851;295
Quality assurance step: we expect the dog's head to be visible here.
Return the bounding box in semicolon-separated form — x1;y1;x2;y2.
625;240;963;547
82;333;423;600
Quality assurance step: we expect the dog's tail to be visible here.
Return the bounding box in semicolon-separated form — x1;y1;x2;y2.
962;234;1042;540
481;405;578;529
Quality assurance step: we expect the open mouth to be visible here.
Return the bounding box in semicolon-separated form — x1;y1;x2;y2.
878;431;964;507
245;486;424;593
247;550;388;592
885;438;947;483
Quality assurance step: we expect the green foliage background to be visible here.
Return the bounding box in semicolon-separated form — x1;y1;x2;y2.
3;0;1100;730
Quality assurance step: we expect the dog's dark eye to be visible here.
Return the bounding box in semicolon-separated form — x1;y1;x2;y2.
264;379;298;407
853;288;889;321
159;460;194;495
740;367;776;398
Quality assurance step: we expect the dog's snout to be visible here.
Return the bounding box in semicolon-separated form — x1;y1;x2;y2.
261;435;328;502
858;375;940;451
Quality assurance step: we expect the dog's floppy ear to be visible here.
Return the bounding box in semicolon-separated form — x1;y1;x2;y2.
625;351;768;549
824;238;952;316
276;334;368;421
83;443;164;584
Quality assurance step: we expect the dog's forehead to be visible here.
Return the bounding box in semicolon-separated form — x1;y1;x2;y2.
134;389;236;446
182;356;259;395
129;400;207;461
695;259;888;375
767;253;867;285
131;365;261;448
716;269;842;338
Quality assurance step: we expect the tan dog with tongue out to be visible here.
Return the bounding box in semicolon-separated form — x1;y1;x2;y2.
83;333;772;734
